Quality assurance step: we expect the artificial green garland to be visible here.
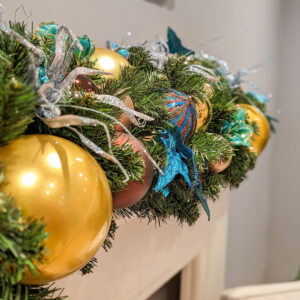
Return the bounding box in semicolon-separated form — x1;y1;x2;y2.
0;21;271;299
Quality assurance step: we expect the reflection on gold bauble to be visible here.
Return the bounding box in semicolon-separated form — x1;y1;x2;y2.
204;83;214;98
115;95;134;132
90;48;130;79
195;97;210;130
0;135;112;284
237;104;270;155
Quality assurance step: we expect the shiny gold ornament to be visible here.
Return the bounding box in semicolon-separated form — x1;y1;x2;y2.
237;104;270;155
195;97;211;130
194;83;214;130
90;48;130;79
0;135;112;284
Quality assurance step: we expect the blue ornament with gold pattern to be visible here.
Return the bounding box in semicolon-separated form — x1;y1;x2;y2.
163;89;197;141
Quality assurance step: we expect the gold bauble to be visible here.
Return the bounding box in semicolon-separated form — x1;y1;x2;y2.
237;104;270;155
195;97;210;130
91;48;130;79
194;83;214;130
0;135;112;284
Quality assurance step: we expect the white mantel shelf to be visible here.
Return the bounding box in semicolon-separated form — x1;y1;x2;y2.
59;189;229;300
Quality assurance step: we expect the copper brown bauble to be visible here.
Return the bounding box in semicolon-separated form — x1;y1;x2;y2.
209;157;232;173
72;74;99;93
112;133;153;209
115;95;134;132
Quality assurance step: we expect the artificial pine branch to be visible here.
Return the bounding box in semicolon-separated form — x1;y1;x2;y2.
0;28;37;146
102;219;118;251
223;147;256;188
0;282;67;300
0;169;66;299
0;73;36;146
80;258;98;276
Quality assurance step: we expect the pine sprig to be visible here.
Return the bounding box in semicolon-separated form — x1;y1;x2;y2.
223;147;256;188
0;190;48;283
192;131;233;170
80;257;98;276
0;282;67;300
0;73;36;146
0;168;66;299
0;26;37;146
102;219;118;252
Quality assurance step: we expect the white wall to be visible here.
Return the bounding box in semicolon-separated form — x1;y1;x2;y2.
266;0;300;283
1;0;281;289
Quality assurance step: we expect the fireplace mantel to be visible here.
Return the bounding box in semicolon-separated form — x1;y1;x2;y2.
59;189;228;300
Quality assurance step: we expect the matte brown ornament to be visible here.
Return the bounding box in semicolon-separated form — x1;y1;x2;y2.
115;96;134;132
209;157;232;173
113;133;153;209
72;74;99;93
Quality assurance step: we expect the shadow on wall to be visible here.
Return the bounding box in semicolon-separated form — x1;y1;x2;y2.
145;0;175;10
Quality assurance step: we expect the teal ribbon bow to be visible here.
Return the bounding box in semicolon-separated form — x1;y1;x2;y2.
246;91;269;104
222;108;254;147
167;27;195;56
107;41;129;58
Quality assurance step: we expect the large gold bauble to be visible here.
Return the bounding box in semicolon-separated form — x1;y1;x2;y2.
0;135;112;284
237;104;270;155
90;48;130;79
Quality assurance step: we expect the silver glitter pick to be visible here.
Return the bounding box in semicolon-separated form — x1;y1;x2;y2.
188;64;221;88
94;94;154;127
58;104;164;176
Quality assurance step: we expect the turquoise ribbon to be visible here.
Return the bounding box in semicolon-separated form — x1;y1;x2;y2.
107;41;129;58
246;91;269;103
38;66;49;85
167;27;195;56
76;35;95;58
154;127;210;220
195;183;210;221
154;128;192;197
222;108;254;147
37;22;59;39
